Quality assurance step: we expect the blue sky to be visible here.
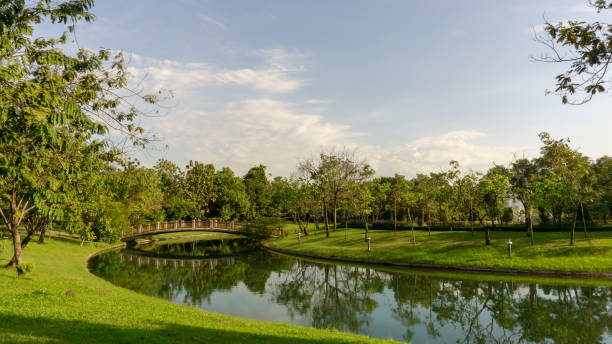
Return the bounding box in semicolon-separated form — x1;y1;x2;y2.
39;0;612;176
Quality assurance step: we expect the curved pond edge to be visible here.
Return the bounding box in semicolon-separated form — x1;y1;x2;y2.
262;244;612;279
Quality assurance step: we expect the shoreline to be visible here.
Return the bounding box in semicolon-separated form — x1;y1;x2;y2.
262;244;612;279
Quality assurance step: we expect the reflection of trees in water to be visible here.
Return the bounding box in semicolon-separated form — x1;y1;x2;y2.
388;275;612;344
89;246;612;344
138;238;258;258
271;261;387;333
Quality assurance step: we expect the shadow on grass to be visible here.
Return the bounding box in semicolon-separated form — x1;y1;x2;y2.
0;314;375;344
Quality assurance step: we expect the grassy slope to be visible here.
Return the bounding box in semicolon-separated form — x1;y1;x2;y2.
268;226;612;273
0;236;394;344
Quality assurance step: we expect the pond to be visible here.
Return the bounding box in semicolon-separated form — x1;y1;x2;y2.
88;238;612;343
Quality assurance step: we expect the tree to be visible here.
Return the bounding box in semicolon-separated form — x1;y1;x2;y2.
475;166;510;245
592;156;611;223
276;176;312;235
537;133;593;245
183;161;216;219
299;151;373;238
388;174;408;232
243;165;272;219
110;160;164;225
0;1;156;266
536;0;612;104
509;158;539;243
211;167;250;221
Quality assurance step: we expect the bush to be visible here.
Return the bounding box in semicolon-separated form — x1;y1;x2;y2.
16;262;35;278
245;216;282;239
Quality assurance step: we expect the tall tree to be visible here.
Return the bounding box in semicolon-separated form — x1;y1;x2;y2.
243;164;271;218
0;0;155;266
509;158;539;243
299;151;373;238
183;161;216;219
537;133;593;245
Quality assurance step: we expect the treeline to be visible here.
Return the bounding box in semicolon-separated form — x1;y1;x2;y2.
274;133;611;247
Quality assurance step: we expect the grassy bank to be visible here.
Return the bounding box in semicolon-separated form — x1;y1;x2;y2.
0;235;393;343
268;226;612;273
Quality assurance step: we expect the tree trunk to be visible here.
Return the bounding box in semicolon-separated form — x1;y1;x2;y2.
580;202;588;239
324;205;330;238
408;207;416;244
470;199;474;238
38;226;47;244
485;227;491;245
393;199;397;233
364;219;369;242
427;211;431;237
8;228;23;268
333;202;337;233
570;205;577;246
529;208;534;246
344;211;348;240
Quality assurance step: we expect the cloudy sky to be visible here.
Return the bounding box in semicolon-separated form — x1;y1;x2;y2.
39;0;612;176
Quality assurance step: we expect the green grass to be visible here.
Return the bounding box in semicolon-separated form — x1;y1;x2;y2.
0;235;394;343
268;226;612;274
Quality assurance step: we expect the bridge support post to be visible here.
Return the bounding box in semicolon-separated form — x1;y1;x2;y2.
192;219;196;229
138;225;142;233
209;220;213;229
156;222;160;231
174;221;178;229
147;224;151;232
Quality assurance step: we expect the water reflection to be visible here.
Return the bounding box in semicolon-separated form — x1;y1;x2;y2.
88;239;612;343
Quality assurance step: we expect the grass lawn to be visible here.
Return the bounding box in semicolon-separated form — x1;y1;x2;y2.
0;235;394;344
267;225;612;274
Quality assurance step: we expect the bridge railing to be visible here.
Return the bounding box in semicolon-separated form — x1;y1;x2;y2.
121;219;246;238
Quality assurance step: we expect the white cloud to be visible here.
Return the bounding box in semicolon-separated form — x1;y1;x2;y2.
198;13;227;30
143;98;532;177
358;130;533;177
126;52;532;177
124;49;304;94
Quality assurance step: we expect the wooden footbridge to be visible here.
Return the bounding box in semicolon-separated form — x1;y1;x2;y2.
121;219;249;244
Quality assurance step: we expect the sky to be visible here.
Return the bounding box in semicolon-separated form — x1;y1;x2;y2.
38;0;612;177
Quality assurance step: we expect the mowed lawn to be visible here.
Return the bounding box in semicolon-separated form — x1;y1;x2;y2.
0;235;394;344
268;226;612;273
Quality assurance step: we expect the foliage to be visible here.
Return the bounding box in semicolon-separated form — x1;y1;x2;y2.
536;0;612;104
16;261;34;277
245;216;282;239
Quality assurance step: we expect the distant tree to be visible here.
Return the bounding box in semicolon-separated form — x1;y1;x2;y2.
110;161;164;225
212;167;250;221
183;161;217;219
388;174;408;232
592;156;612;223
536;133;594;245
243;165;272;218
299;151;373;238
509;158;539;241
475;166;511;245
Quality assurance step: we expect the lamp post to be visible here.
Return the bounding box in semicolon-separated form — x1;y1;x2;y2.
507;240;513;258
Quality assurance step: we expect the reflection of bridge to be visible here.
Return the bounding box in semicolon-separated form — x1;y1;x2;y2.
121;219;248;244
121;249;236;270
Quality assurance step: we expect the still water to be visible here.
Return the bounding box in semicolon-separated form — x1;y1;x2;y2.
88;238;612;343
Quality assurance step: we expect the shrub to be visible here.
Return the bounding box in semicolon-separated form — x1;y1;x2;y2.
16;262;35;278
245;216;281;239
